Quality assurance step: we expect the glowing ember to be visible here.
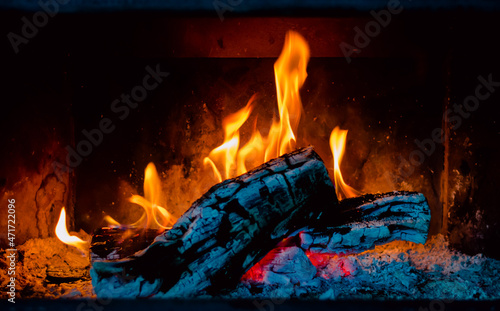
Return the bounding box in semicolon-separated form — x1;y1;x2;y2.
306;250;338;268
204;30;310;181
329;126;362;200
106;162;177;229
55;207;88;254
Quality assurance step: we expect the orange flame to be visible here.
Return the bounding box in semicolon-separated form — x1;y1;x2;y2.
55;207;88;254
204;31;310;181
204;96;256;182
268;30;309;160
237;128;264;175
106;162;177;229
330;126;362;200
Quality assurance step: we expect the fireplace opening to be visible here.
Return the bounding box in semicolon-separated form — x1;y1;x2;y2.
1;3;500;306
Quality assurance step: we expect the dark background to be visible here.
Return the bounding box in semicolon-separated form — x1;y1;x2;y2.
1;2;500;258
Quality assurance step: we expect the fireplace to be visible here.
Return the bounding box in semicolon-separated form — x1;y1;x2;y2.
1;0;500;308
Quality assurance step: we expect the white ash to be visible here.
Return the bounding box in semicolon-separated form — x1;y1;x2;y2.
90;268;162;298
4;234;500;300
225;235;500;300
262;247;316;285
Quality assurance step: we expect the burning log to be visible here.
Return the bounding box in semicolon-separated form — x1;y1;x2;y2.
90;146;336;298
90;227;165;262
298;191;431;254
240;191;431;283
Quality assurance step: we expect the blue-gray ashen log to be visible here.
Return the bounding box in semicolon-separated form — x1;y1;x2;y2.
298;191;431;254
91;146;336;298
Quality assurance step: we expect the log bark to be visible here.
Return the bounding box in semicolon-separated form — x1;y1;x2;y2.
90;146;336;298
297;191;431;254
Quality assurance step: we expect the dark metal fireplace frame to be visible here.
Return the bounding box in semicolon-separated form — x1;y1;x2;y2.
1;0;500;308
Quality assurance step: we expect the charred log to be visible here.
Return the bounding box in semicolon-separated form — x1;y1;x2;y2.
90;146;336;298
90;227;165;262
298;191;431;253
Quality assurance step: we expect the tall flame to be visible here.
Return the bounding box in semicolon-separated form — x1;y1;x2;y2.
330;126;362;200
204;31;310;181
203;96;256;182
106;162;177;229
55;207;88;254
268;30;309;160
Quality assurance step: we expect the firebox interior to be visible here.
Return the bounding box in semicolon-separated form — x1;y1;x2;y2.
1;5;500;304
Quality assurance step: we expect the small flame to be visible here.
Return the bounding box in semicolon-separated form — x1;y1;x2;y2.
204;31;310;181
204;96;256;182
55;207;88;254
105;162;177;229
130;162;176;229
103;215;120;226
330;126;362;200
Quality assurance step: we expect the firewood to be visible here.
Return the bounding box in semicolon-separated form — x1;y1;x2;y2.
90;146;337;298
298;191;431;254
90;227;165;262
